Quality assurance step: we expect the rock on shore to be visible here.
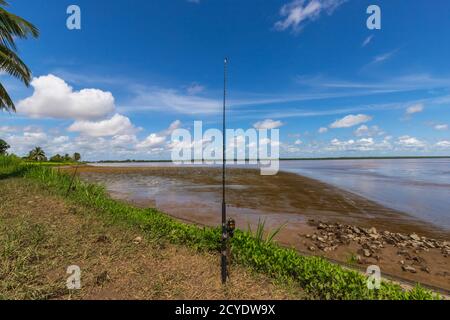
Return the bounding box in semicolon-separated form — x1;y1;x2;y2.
305;220;450;274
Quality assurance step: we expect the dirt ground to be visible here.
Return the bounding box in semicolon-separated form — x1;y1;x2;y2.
0;177;304;300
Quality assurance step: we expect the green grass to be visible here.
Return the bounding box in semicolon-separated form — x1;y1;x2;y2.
0;155;441;300
0;217;65;299
24;161;81;166
248;219;286;244
346;253;360;265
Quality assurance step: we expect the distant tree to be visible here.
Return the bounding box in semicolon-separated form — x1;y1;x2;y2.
28;146;46;161
50;154;63;162
63;153;72;162
73;152;81;162
0;138;10;155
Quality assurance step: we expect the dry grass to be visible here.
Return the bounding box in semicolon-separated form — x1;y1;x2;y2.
0;178;305;300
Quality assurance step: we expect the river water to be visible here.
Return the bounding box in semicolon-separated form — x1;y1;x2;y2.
91;158;450;231
281;159;450;230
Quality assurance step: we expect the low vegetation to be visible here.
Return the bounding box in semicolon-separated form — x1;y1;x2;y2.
0;140;83;165
0;155;441;300
0;139;10;155
24;146;82;164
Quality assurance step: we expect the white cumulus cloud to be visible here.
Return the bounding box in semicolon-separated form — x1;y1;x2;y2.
405;103;424;115
396;135;426;148
354;125;384;137
253;119;284;130
137;120;182;150
68;114;138;137
436;140;450;148
327;137;391;152
18;74;115;120
136;134;167;149
330;114;372;129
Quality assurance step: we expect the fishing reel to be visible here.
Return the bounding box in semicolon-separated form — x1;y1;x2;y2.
226;218;236;238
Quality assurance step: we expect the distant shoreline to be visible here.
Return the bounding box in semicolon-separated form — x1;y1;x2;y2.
92;156;450;163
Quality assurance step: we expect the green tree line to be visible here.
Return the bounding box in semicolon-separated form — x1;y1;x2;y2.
0;139;81;163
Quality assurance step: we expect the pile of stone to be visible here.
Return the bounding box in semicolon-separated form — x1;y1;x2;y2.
397;249;430;274
305;220;450;259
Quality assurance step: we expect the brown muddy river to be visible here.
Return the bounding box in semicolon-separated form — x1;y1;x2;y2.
77;165;450;241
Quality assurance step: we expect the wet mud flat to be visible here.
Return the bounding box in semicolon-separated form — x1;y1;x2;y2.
72;166;450;291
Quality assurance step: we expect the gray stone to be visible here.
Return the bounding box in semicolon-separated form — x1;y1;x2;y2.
402;265;417;273
133;236;143;244
420;266;431;273
410;233;421;241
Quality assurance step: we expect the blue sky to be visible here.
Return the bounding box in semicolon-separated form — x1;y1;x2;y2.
1;0;450;160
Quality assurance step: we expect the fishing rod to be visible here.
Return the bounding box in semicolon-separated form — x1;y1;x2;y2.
221;57;228;284
220;57;236;285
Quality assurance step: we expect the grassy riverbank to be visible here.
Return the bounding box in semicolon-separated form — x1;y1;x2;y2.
0;155;441;300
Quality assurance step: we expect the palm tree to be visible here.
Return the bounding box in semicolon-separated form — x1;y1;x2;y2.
0;0;39;112
73;152;81;162
28;146;46;162
50;154;63;162
0;138;10;154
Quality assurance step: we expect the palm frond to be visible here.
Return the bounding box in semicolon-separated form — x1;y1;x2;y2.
0;1;38;112
0;44;32;85
0;4;39;51
0;81;15;111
